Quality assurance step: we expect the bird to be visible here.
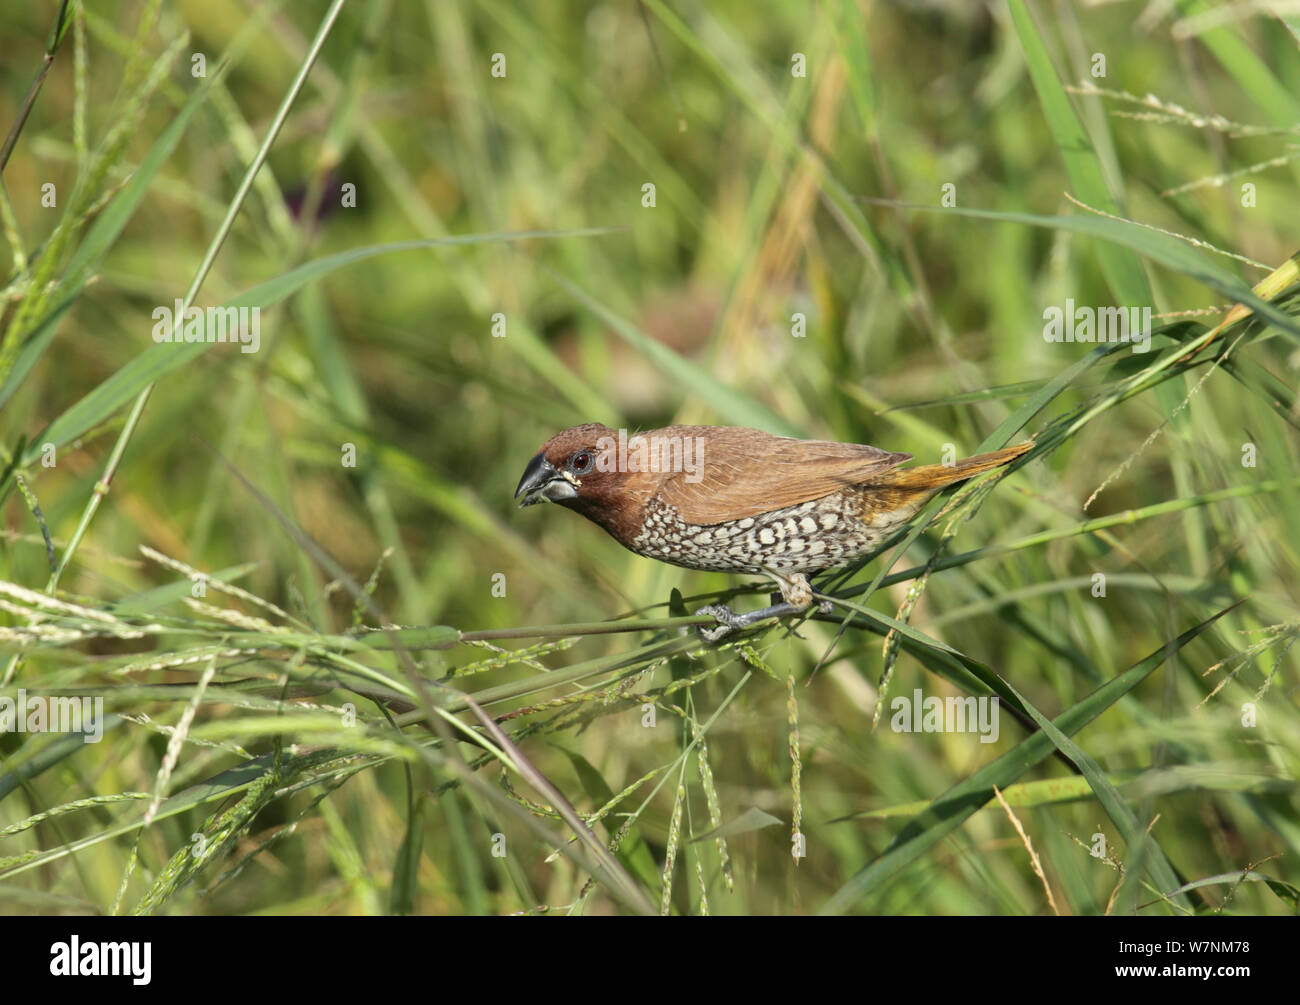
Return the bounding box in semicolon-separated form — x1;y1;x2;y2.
515;423;1031;640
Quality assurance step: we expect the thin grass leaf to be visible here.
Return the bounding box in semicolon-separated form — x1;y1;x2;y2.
22;231;619;467
687;807;782;843
1010;0;1153;306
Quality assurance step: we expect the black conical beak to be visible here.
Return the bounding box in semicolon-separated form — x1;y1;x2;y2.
515;453;577;507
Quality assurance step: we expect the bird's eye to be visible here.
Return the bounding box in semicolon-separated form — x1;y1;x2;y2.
570;450;594;474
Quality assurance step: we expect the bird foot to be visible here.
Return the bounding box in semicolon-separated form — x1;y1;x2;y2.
694;604;749;642
694;600;823;642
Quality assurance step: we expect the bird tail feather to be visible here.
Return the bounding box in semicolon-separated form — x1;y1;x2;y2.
881;441;1032;491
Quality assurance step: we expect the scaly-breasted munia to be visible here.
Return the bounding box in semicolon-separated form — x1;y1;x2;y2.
515;423;1030;639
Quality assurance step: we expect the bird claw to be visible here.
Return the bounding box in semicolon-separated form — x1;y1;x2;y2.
695;604;745;642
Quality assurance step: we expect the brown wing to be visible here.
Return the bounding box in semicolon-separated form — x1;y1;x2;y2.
652;425;911;524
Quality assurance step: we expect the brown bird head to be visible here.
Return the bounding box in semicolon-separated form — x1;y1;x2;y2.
515;423;656;539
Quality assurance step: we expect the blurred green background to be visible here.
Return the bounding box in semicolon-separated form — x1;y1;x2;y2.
0;0;1297;915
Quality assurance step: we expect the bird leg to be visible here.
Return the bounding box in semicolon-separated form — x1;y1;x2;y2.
694;573;833;642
